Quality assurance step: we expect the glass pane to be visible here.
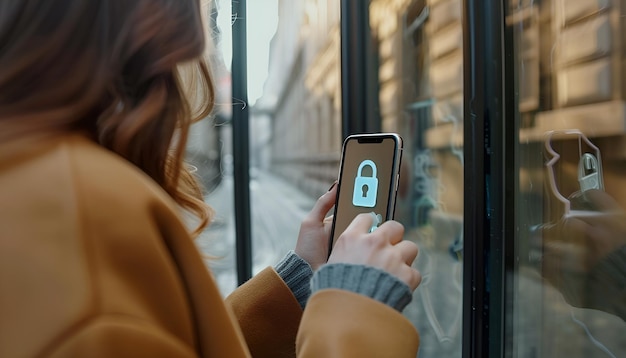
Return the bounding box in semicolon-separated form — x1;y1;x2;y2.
202;0;344;295
510;0;626;356
371;0;464;356
193;0;238;296
250;0;343;278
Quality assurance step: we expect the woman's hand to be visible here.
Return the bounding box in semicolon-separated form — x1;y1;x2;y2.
328;213;422;291
543;190;626;274
542;189;626;313
295;182;337;271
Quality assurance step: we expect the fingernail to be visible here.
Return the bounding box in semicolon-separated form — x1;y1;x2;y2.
328;180;338;191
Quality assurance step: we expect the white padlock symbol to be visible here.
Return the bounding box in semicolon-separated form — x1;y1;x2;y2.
352;160;378;207
578;153;603;192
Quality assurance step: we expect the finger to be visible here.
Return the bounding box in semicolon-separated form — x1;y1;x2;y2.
582;189;623;212
376;220;405;245
543;241;588;272
308;181;338;222
576;211;621;229
323;215;334;237
344;212;375;234
404;267;422;291
542;217;589;245
394;240;418;265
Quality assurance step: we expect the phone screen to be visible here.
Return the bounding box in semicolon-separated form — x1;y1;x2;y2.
329;134;402;251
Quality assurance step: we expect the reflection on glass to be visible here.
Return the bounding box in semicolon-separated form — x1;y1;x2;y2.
512;0;626;356
189;0;237;296
371;0;464;356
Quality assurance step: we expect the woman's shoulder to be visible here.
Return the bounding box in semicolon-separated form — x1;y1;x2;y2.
2;133;180;218
0;132;192;256
0;134;197;357
63;135;168;196
62;135;181;217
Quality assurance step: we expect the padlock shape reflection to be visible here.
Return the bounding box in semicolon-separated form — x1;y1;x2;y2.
352;160;378;207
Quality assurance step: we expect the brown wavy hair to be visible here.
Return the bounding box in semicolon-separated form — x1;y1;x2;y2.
0;0;215;236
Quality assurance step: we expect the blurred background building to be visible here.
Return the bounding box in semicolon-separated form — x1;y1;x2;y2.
255;0;343;198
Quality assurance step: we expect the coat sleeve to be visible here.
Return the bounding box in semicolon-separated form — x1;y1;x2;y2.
226;269;420;358
297;289;420;358
225;268;304;358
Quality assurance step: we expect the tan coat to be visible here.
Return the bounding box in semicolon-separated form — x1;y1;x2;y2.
0;134;419;357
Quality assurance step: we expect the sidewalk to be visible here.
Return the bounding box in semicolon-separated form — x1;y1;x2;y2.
196;170;317;296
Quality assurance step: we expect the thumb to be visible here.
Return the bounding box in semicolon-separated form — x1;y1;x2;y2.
308;181;338;222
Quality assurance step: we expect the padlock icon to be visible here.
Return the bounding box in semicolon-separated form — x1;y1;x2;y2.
578;152;604;192
352;160;378;207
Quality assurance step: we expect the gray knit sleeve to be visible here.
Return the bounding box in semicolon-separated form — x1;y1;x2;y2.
274;251;313;309
311;263;413;312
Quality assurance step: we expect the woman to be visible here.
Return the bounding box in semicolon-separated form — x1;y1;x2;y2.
0;1;422;357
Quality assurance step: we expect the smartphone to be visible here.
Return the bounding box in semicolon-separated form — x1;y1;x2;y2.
328;133;403;254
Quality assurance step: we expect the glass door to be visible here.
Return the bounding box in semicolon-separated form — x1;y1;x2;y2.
508;0;626;356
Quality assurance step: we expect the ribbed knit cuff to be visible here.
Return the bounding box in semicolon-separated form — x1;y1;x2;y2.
311;264;413;312
274;251;313;309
